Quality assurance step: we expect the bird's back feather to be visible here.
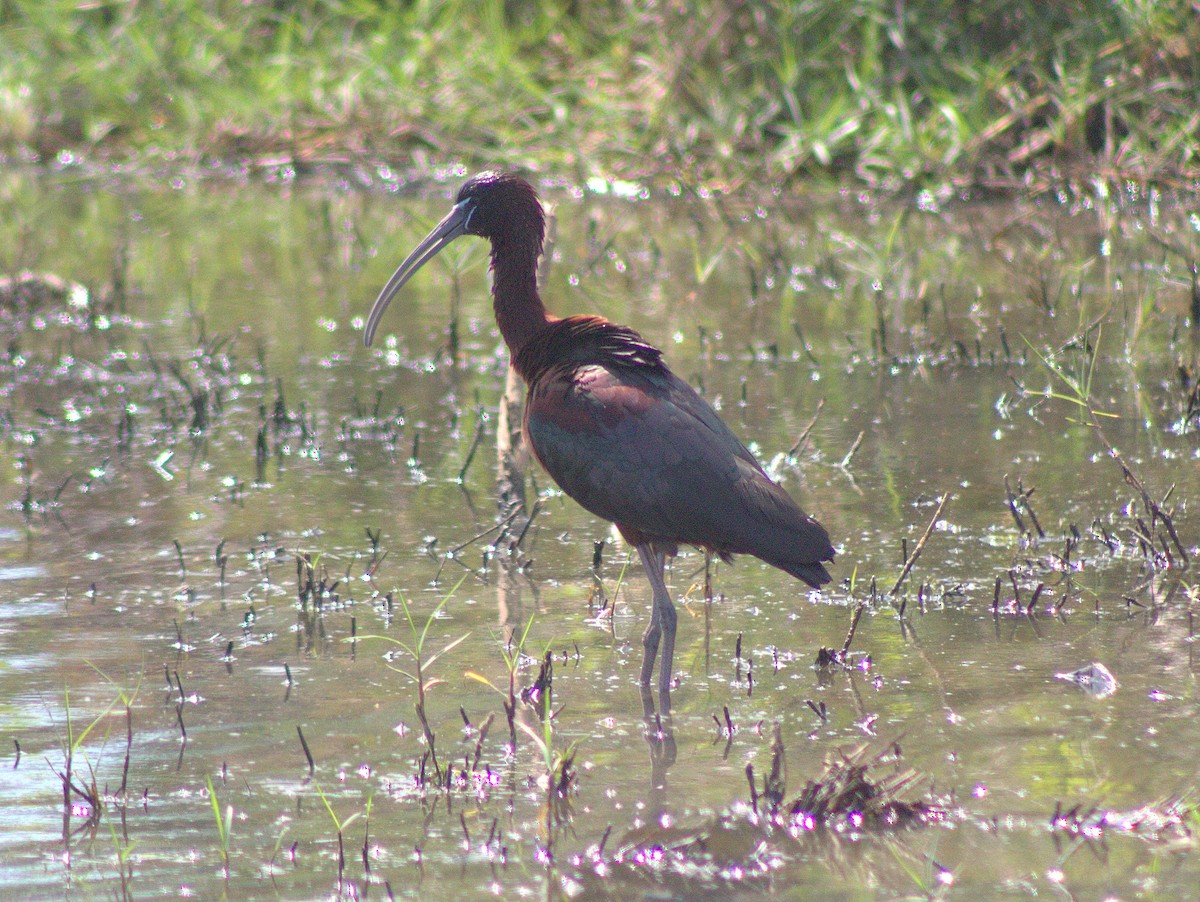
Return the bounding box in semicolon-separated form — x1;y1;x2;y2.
518;317;834;587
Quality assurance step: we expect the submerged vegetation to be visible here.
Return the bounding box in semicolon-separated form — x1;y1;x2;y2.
0;0;1197;187
0;1;1199;898
1;165;1197;897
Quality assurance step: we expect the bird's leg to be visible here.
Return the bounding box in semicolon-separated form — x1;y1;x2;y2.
639;578;661;688
637;545;676;705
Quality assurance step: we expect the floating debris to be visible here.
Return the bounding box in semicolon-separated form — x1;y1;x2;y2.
0;270;89;312
1054;662;1118;698
1051;798;1194;847
778;742;943;834
572;740;946;896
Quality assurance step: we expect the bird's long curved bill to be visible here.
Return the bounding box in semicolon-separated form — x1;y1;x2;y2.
363;199;471;347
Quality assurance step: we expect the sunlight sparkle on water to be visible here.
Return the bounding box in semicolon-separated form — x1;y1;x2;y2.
3;170;1199;902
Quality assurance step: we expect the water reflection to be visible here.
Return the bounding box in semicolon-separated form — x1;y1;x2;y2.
0;170;1196;898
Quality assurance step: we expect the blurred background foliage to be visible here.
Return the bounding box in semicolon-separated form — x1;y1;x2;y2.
0;0;1197;188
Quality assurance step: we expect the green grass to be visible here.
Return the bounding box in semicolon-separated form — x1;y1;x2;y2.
205;774;233;874
0;0;1196;187
357;576;470;781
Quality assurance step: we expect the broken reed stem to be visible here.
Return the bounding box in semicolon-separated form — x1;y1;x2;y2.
839;431;865;469
1003;474;1026;535
415;699;441;782
787;398;824;457
1019;479;1045;538
120;706;132;795
448;505;523;557
297;725;315;775
842;602;866;656
511;499;542;550
1004;474;1046;539
457;413;487;483
765;724;786;813
890;493;950;596
471;712;495;772
1085;400;1188;565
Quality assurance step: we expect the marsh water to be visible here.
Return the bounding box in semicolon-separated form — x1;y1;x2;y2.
1;167;1197;899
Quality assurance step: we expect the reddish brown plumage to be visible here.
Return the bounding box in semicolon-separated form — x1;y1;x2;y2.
517;314;833;587
365;171;835;703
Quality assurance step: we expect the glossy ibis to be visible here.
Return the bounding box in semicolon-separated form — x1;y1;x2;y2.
364;172;834;704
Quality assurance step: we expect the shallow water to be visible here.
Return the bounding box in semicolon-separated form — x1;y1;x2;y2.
0;167;1197;899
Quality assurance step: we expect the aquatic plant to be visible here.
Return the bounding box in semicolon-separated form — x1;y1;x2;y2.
359;579;469;782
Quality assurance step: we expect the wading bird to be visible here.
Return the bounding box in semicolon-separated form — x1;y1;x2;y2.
364;172;834;706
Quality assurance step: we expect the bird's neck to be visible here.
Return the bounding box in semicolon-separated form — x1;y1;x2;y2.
490;240;552;359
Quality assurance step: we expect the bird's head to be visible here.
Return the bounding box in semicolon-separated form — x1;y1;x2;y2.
454;171;544;241
364;172;544;347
